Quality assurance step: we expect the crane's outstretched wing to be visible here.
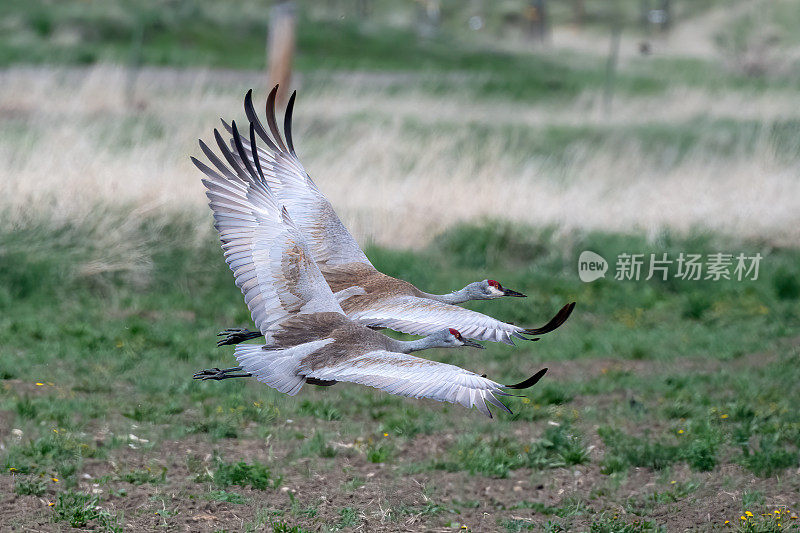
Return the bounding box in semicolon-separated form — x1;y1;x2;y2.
193;121;345;342
346;297;573;345
302;350;546;417
223;87;372;268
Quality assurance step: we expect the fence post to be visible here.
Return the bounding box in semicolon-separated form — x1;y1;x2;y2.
267;1;296;105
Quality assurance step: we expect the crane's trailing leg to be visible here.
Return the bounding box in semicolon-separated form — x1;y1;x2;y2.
193;366;252;380
217;328;263;346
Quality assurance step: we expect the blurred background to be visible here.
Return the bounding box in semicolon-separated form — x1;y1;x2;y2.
1;1;799;531
3;0;800;247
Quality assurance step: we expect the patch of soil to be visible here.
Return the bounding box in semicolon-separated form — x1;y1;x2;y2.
2;426;798;532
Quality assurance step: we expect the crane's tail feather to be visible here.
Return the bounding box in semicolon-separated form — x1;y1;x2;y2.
234;344;305;396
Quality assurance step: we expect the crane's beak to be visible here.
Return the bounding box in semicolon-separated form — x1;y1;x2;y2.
461;338;486;349
503;288;526;297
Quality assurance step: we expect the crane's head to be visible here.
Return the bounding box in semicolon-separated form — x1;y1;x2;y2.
463;279;526;299
430;328;485;349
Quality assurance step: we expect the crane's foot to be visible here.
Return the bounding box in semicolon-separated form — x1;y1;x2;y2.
216;328;263;346
193;366;252;380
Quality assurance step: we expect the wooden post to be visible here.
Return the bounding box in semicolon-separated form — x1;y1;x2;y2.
267;1;296;105
356;0;371;20
660;0;671;32
125;15;145;110
603;24;622;115
572;0;585;27
526;0;549;44
416;0;440;39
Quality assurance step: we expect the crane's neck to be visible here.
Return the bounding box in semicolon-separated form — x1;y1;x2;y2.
421;288;472;305
393;336;445;354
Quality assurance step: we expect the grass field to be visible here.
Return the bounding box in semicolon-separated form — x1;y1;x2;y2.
1;215;799;531
2;0;800;531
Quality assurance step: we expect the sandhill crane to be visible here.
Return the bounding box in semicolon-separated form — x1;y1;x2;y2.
196;87;575;346
191;121;547;416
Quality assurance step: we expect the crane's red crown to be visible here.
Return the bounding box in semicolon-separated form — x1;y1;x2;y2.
448;328;462;339
487;279;499;288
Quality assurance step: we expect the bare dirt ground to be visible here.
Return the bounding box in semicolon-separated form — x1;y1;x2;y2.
3;429;797;532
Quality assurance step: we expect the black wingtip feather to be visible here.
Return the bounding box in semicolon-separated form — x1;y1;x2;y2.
213;128;247;176
230;120;257;180
266;85;288;152
505;368;548;390
524;302;576;336
249;122;266;183
198;137;239;182
244;89;280;153
284;90;297;156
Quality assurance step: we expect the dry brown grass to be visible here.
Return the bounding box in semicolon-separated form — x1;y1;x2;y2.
1;64;799;251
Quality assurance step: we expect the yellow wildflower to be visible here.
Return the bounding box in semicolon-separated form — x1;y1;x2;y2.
720;414;729;419
746;511;753;517
35;382;44;386
51;477;59;482
383;432;388;437
677;429;684;434
48;502;55;507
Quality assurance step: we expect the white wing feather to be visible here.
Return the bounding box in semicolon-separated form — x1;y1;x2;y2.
302;350;512;417
223;112;372;267
193;131;345;343
347;296;525;345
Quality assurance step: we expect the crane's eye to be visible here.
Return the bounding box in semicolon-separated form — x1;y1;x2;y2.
448;328;461;339
487;280;499;288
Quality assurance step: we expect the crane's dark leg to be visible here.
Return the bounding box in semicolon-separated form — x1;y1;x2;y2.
216;328;264;346
193;366;252;380
306;377;337;387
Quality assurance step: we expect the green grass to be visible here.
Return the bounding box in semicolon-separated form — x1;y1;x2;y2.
206;489;250;504
335;507;359;530
299;431;339;459
204;457;283;491
271;521;314;533
119;467;167;485
13;475;48;496
52;490;123;531
437;425;590;477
